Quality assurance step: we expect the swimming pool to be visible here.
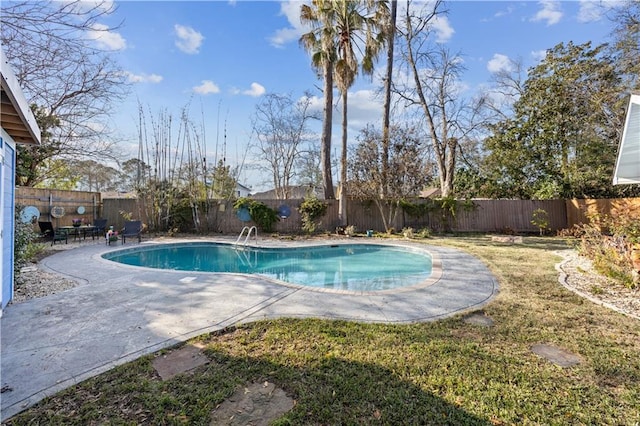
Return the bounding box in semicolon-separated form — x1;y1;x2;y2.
102;242;434;292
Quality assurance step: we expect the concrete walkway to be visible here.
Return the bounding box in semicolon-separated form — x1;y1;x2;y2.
0;238;498;421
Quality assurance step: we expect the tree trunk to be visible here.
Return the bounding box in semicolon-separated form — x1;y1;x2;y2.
338;91;348;226
381;0;397;199
442;138;456;196
321;60;335;200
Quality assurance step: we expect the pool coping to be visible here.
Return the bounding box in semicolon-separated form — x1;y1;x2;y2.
0;237;498;421
97;239;444;296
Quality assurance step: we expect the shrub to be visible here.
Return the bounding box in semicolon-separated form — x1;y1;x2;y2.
14;208;42;272
573;212;638;288
399;197;476;232
233;198;279;232
298;197;328;234
402;227;414;239
531;208;549;236
416;228;431;239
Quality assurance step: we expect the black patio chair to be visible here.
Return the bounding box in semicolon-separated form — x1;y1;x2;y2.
38;221;54;239
92;218;108;239
121;220;142;244
51;228;68;246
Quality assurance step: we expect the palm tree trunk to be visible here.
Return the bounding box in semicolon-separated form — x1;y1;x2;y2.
322;59;335;200
338;91;348;226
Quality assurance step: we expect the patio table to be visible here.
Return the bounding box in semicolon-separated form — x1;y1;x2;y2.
57;225;97;242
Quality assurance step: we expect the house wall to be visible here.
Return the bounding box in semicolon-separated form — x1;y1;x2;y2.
1;129;16;312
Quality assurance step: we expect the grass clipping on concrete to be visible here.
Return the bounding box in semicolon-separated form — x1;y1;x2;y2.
7;236;640;425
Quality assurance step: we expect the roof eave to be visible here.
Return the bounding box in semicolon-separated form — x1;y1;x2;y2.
0;47;41;145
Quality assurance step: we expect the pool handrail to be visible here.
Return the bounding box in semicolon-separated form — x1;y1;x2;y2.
234;226;257;248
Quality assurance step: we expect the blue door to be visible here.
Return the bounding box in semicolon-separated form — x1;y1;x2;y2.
2;138;16;309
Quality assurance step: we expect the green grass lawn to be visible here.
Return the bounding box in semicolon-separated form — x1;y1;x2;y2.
7;236;640;425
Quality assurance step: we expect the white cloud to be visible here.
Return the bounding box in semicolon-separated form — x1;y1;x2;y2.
487;53;515;74
577;0;625;23
494;5;516;18
193;80;220;95
86;23;126;50
432;16;455;43
306;89;383;132
577;0;602;23
531;0;563;26
269;0;308;48
242;82;266;97
124;72;163;84
174;24;204;54
339;89;383;129
531;49;547;63
270;27;303;48
63;0;116;14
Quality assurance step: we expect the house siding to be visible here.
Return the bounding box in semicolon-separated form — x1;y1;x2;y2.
1;130;16;311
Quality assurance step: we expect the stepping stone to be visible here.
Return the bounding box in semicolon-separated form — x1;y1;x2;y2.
210;381;295;426
463;312;495;327
491;236;523;243
531;343;581;368
152;344;209;380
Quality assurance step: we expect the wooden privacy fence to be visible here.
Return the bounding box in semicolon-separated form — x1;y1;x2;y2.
15;187;102;228
16;188;640;235
103;197;569;234
349;199;568;234
566;198;640;226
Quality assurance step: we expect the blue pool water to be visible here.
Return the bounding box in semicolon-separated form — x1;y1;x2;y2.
102;242;433;292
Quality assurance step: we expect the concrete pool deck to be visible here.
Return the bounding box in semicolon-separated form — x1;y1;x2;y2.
0;237;498;420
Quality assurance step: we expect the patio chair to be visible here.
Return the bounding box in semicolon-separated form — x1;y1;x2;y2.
92;218;108;239
51;228;68;246
38;221;54;239
121;220;142;244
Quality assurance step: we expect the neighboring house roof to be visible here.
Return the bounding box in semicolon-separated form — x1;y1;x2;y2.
0;48;41;145
236;183;251;193
419;187;442;198
252;185;326;200
613;93;640;185
101;191;137;199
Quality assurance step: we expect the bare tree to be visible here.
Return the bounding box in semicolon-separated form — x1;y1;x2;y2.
381;0;398;199
608;0;639;92
394;0;489;197
250;93;318;199
1;0;129;185
349;124;429;232
486;57;526;120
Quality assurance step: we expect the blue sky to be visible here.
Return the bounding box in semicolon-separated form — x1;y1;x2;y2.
95;0;617;190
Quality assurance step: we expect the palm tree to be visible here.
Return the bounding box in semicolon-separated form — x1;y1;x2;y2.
332;0;389;226
300;0;338;200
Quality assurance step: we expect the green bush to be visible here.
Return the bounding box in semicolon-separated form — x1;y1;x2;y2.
233;198;279;232
14;208;41;272
531;208;549;236
298;197;328;234
400;197;476;232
